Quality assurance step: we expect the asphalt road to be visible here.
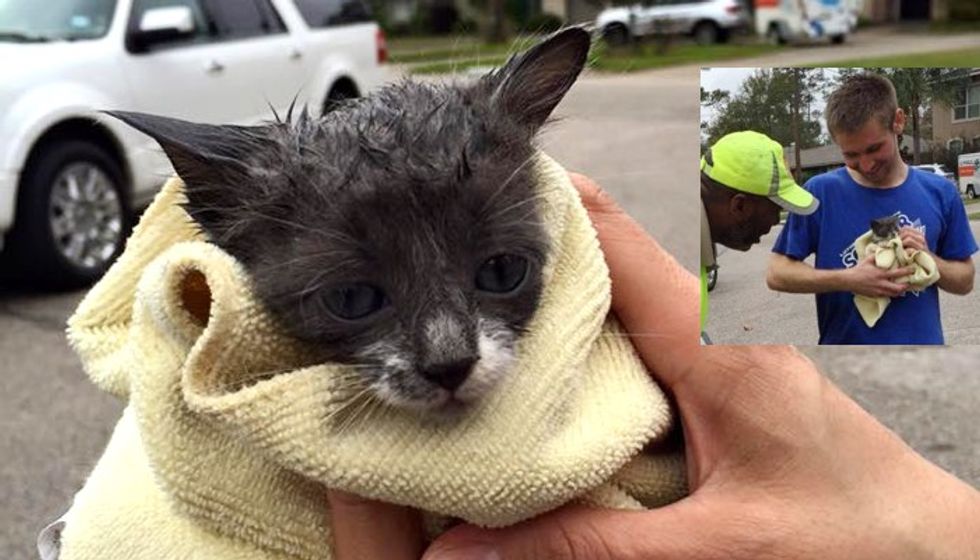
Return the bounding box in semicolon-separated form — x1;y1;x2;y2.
706;221;980;345
3;28;980;559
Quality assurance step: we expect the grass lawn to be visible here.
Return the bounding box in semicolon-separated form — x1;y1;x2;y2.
968;211;980;221
807;47;980;67
590;42;783;73
388;36;538;64
393;34;785;75
964;196;980;206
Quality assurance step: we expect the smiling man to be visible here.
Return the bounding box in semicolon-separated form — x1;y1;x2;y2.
700;130;819;342
767;73;978;344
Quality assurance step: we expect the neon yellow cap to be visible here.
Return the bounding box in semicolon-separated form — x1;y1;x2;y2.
701;131;818;215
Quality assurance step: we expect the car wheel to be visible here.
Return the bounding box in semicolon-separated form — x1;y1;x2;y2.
693;21;719;45
706;267;718;292
3;140;128;288
766;24;786;45
831;34;845;44
969;186;977;200
322;83;359;114
602;23;630;47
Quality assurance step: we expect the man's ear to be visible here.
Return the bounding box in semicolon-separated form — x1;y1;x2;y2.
480;27;591;131
729;193;751;218
892;108;906;134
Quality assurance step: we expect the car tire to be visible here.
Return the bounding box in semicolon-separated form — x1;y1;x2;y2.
322;82;359;115
969;186;977;200
706;267;718;292
602;23;630;47
2;140;129;289
766;24;787;45
693;21;719;45
831;34;845;44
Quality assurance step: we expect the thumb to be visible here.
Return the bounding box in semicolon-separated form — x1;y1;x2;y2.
423;500;719;560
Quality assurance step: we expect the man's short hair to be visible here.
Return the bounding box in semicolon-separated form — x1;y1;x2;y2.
825;73;898;138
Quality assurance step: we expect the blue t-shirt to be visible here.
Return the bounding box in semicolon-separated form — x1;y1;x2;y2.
773;167;978;344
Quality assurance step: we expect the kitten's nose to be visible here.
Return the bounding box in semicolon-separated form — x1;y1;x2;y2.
420;358;476;392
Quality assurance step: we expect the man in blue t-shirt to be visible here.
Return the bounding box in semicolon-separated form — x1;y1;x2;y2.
768;73;978;344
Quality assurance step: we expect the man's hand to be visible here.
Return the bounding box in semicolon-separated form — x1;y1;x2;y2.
844;254;914;297
899;226;928;253
422;173;980;560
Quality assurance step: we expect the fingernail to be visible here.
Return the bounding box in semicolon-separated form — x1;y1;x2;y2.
425;544;500;560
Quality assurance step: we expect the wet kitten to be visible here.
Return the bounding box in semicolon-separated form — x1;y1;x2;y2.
870;215;900;243
107;28;590;412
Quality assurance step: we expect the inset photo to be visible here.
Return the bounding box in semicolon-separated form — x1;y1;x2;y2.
700;67;980;345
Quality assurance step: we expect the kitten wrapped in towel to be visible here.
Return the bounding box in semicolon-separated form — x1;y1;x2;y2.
57;28;686;560
852;214;940;328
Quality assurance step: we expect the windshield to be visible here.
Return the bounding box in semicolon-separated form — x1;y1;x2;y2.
0;0;116;42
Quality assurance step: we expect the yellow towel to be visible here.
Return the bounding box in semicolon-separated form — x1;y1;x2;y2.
61;153;687;560
852;230;941;328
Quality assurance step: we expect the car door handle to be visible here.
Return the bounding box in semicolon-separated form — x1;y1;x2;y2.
203;59;225;74
289;48;302;60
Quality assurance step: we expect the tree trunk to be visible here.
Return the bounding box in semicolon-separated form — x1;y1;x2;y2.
792;69;803;181
911;102;921;165
487;0;506;43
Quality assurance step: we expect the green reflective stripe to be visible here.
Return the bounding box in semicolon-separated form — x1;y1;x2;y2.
769;153;780;197
700;264;709;328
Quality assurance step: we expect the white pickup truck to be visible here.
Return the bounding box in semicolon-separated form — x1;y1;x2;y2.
0;0;387;286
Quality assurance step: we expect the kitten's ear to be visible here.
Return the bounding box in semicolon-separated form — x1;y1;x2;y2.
484;27;590;130
104;110;261;182
104;110;270;238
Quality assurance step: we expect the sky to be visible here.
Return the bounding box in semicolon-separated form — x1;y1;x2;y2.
700;67;841;139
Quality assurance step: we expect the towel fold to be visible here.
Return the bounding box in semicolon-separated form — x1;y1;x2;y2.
852;230;941;328
61;153;687;560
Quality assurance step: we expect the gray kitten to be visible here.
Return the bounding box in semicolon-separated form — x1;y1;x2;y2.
870;215;900;243
107;28;590;412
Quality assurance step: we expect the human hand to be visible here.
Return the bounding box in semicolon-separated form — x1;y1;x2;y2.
899;226;928;253
422;173;980;560
845;253;914;297
327;490;425;560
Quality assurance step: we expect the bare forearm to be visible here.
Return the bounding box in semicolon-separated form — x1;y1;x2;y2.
934;255;975;295
767;254;850;294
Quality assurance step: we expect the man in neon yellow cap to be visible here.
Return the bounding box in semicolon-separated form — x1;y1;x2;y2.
700;130;819;342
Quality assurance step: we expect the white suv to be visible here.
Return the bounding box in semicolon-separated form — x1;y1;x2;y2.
914;163;956;184
0;0;387;287
596;0;749;46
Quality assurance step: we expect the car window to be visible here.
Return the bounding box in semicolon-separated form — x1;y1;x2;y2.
293;0;371;28
0;0;117;41
204;0;285;38
131;0;212;43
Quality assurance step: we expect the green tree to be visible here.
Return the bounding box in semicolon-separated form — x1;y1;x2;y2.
702;68;828;177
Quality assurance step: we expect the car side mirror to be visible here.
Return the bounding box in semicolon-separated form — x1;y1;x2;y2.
127;6;196;53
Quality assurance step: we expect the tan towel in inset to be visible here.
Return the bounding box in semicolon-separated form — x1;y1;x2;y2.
852;230;940;328
60;153;687;560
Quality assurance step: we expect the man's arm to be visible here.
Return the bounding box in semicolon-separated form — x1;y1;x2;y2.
767;253;913;297
766;253;849;294
899;227;976;295
933;255;975;295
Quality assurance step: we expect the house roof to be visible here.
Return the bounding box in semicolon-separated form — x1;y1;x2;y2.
784;138;934;169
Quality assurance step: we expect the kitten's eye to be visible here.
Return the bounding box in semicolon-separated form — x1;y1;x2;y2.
324;284;388;320
476;254;528;294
